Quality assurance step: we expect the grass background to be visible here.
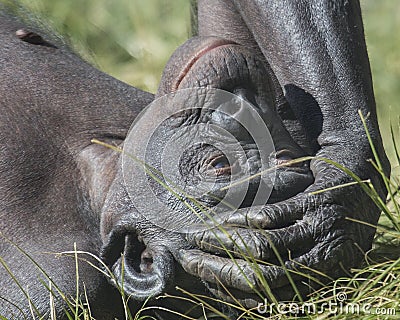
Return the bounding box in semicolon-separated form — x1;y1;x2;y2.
18;0;400;172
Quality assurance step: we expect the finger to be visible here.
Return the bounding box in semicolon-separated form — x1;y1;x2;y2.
287;237;359;281
185;221;313;261
177;249;298;293
208;192;313;230
177;239;353;298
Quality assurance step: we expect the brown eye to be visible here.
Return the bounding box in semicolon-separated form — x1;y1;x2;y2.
211;156;229;169
207;155;232;176
276;154;293;165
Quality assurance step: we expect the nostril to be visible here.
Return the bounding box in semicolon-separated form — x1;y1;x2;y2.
140;249;154;273
123;234;146;273
101;230;152;275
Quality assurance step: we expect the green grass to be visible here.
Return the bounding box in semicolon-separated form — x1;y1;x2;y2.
1;0;400;319
16;0;192;93
362;0;400;175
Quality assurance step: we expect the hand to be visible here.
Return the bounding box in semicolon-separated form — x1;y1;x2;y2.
177;156;384;307
177;0;390;307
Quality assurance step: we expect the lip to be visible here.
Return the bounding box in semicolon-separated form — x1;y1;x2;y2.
174;38;237;91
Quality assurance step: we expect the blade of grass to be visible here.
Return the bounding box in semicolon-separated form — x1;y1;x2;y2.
0;256;41;317
0;232;76;312
390;116;400;167
49;281;56;320
368;158;400;216
82;283;93;320
220;156;314;191
359;110;400;223
0;296;28;320
314;157;400;231
309;179;371;195
74;243;79;320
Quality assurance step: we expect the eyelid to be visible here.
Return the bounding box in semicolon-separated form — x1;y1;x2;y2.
208;155;230;168
203;155;237;177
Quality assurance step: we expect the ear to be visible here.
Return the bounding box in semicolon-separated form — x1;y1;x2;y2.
101;225;175;300
76;142;121;215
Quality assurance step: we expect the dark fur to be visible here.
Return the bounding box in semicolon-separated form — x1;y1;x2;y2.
0;9;152;318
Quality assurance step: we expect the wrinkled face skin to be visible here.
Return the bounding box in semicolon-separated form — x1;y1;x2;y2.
152;36;314;209
139;94;313;216
100;36;314;314
124;93;313;235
